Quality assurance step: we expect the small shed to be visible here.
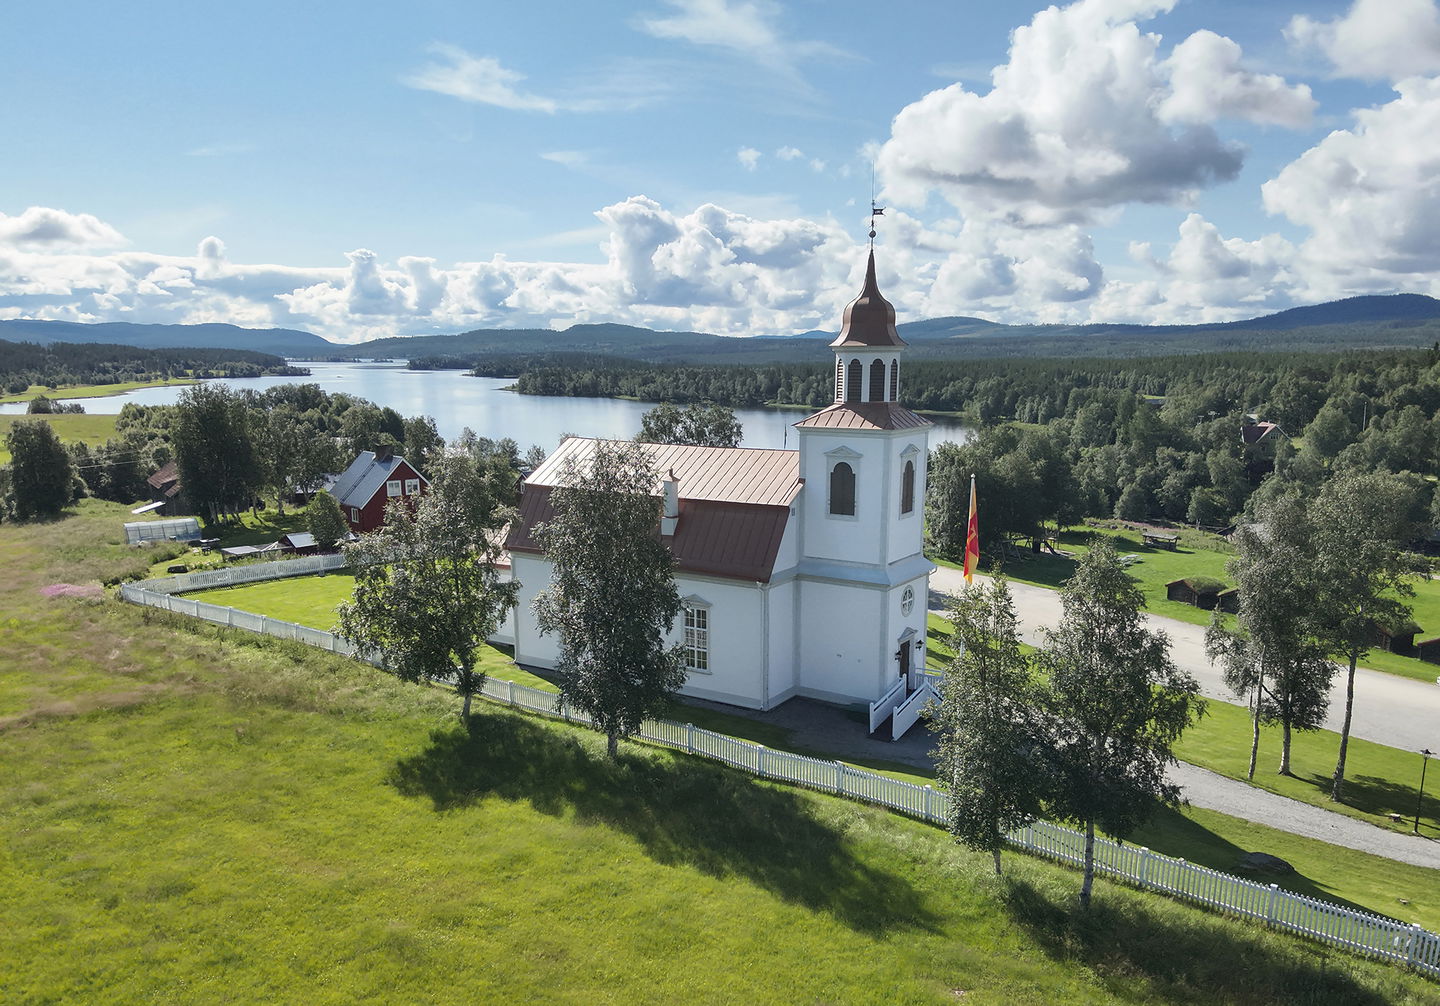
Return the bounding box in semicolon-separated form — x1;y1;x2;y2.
1416;637;1440;666
1371;618;1421;657
1216;587;1240;614
1165;577;1226;610
124;517;202;545
279;532;318;555
1143;531;1179;550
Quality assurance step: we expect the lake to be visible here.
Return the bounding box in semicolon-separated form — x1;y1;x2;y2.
0;361;975;450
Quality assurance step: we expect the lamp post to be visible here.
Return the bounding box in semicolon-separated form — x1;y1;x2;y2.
1417;748;1435;836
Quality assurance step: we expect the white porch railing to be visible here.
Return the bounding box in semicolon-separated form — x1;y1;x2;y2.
890;679;937;740
868;676;906;734
114;576;1440;982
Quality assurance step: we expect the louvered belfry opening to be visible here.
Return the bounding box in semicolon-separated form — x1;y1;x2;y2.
869;359;886;401
846;359;862;403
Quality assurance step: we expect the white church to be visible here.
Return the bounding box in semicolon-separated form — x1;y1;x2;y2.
501;251;937;739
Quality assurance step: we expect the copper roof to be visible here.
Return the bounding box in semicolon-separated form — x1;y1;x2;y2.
506;437;800;582
830;250;906;350
525;438;801;506
794;402;931;431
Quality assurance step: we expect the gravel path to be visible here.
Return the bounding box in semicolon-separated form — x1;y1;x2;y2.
1172;761;1440;870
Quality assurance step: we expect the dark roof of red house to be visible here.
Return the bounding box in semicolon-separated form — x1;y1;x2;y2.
1241;421;1284;445
147;460;180;491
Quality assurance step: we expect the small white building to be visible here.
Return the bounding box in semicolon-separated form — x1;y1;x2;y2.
503;252;936;736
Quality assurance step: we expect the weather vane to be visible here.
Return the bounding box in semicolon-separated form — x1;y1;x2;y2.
868;162;884;244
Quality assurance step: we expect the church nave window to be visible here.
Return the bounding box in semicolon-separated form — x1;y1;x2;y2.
828;461;856;516
683;605;709;672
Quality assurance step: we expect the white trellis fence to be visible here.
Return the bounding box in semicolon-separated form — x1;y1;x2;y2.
117;577;1440;980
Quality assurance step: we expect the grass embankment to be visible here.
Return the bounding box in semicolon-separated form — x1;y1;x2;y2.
0;378;195;405
186;570;1440;932
4;504;1438;1003
941;524;1440;683
0;414;120;465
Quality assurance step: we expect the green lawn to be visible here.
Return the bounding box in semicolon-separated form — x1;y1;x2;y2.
0;413;120;464
4;503;1440;1003
0;377;195;404
939;524;1440;683
1173;699;1440;837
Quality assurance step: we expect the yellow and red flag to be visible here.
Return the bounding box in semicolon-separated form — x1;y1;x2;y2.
963;474;979;583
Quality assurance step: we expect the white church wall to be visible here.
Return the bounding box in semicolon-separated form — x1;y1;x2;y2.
506;554;774;710
763;580;799;707
886;433;929;563
798;430;890;567
796;579;892;705
883;573;932;680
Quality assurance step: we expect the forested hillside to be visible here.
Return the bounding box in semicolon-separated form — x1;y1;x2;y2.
0;340;306;394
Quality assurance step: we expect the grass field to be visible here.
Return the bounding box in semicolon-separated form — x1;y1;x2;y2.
0;413;120;465
182;567;1440;932
4;504;1439;1003
941;524;1440;683
0;378;195;405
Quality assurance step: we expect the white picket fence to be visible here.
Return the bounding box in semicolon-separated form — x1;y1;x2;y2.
117;577;1440;980
139;553;348;595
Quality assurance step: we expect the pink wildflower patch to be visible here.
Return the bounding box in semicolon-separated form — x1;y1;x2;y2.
40;583;104;600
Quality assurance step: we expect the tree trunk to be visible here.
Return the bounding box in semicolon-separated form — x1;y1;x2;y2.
607;730;619;759
461;689;472;723
1079;820;1095;908
1331;650;1358;802
1247;681;1261;781
1278;718;1292;776
991;847;1002;876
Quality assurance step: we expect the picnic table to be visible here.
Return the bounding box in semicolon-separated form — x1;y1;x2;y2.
1142;531;1179;550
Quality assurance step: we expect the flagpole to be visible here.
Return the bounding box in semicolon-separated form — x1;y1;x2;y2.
964;473;979;584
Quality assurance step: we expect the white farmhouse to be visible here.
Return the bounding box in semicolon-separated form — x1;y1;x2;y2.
503;252;936;738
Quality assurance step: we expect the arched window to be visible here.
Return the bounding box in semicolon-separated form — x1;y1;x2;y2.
829;462;855;516
835;358;844;400
869;359;886;402
846;359;862;403
889;360;898;401
900;459;915;514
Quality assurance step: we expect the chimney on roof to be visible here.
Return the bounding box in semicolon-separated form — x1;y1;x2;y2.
661;468;679;536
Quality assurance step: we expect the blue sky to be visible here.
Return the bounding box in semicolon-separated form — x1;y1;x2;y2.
4;0;1438;343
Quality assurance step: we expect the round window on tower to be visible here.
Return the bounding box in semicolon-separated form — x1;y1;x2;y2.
901;586;914;616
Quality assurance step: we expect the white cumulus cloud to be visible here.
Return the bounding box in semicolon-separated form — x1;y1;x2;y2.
1287;0;1440;81
736;146;761;171
877;0;1311;226
0;207;126;250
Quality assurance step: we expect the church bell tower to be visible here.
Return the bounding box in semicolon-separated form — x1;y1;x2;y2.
792;249;934;708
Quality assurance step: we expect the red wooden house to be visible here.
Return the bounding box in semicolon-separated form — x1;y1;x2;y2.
330;446;428;533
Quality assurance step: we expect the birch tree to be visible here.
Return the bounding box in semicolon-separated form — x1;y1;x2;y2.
1221;496;1335;776
1038;540;1204;907
1308;474;1419;801
533;440;685;758
930;575;1044;874
337;454;517;724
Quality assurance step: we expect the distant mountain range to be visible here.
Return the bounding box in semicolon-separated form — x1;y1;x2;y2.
5;293;1440;365
0;320;333;357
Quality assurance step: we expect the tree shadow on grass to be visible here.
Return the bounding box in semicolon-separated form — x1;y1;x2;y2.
387;708;941;937
1000;875;1399;1005
1311;772;1440;836
1130;804;1388;918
